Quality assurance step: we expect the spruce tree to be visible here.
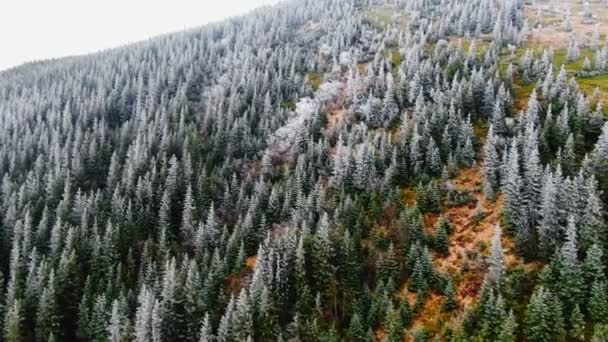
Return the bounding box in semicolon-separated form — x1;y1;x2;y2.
503;143;525;239
434;221;450;257
497;310;517;342
383;302;403;342
442;278;458;312
483;126;501;201
3;300;22;342
348;313;367;342
525;286;565;342
592;324;608;342
569;304;585;341
590;280;608;323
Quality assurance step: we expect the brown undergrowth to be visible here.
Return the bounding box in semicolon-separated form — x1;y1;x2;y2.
393;165;519;340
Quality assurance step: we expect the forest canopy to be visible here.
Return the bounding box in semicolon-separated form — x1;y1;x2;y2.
1;0;608;341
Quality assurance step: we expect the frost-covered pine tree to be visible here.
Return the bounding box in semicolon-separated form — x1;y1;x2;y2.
483;126;501;201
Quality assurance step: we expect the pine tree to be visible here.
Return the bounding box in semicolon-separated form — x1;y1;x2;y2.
399;300;412;328
557;216;583;314
483;126;501;201
497;310;517;342
377;243;399;283
581;176;607;251
583;243;606;285
333;134;351;187
107;299;127;342
503;143;525;239
198;314;213;342
434;220;450;257
592;324;608;342
522;126;542;229
590;280;608;323
562;134;577;175
382;77;399;125
442;278;458;312
3;300;22;342
348;313;367;342
232;289;253;340
135;286;156;342
525;286;565;342
383;302;403;342
480;292;507;340
491;102;507;135
538;171;560;258
181;184;195;243
569;304;585;341
36;272;60;342
484;226;505;293
312;213;335;300
89;294;110;340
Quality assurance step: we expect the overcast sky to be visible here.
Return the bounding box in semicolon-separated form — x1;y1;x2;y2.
0;0;278;71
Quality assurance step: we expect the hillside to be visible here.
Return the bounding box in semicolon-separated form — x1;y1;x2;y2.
1;0;608;341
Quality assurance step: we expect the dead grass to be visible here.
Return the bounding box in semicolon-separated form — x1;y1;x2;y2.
307;72;323;91
326;108;346;129
398;165;515;336
367;4;410;29
439;167;504;308
525;0;608;49
246;256;257;269
407;294;447;339
401;188;418;207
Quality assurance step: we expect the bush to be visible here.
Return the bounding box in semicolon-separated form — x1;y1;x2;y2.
446;187;476;207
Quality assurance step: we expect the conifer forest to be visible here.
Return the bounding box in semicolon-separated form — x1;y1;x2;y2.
3;0;608;340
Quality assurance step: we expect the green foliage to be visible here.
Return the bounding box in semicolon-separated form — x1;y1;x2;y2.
307;73;323;91
525;287;565;342
442;279;458;312
590;281;608;324
348;313;367;342
433;220;450;257
383;302;404;342
399;299;412;328
569;305;585;341
592;323;608;342
3;301;22;342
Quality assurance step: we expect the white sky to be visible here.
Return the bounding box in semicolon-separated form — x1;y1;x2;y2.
0;0;278;71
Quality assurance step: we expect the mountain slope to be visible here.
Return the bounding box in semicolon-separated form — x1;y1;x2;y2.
1;0;608;341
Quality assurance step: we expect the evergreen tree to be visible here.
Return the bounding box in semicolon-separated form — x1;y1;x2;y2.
107;299;128;342
525;286;565;342
592;324;608;342
483;126;501;201
399;300;412;328
569;304;585;341
442;278;458;312
383;302;403;342
348;313;367;342
503;143;525;240
590;280;608;323
434;220;450;257
3;300;22;342
538;171;560;258
497;310;517;342
377;243;399;283
557;216;583;315
135;286;156;342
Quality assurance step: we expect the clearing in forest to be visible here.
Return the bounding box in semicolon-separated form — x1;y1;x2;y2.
525;0;608;49
402;165;521;336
